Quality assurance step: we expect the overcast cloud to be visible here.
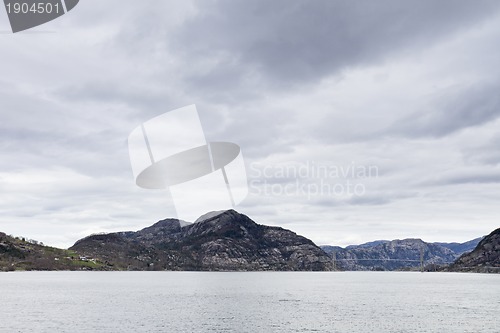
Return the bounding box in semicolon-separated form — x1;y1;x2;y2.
1;0;500;248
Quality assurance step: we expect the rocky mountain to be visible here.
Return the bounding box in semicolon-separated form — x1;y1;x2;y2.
433;237;484;256
0;232;104;271
70;210;334;271
322;239;462;271
447;228;500;273
345;240;389;250
320;245;344;254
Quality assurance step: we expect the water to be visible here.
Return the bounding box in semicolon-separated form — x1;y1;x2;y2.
0;272;498;332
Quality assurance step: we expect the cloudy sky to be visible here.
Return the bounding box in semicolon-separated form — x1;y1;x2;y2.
1;0;500;248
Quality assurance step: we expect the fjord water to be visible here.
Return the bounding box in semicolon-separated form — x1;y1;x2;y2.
0;272;498;332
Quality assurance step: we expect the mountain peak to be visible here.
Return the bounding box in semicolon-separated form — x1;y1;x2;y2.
194;209;232;223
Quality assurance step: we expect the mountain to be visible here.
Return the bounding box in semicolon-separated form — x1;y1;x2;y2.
70;210;334;271
448;228;500;273
322;239;458;271
345;240;389;249
0;232;105;271
433;237;484;256
320;245;344;254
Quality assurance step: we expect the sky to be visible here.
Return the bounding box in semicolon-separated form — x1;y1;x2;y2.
1;0;500;248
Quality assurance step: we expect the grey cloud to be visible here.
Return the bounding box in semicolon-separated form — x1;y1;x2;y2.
0;90;132;178
461;133;500;166
200;104;300;159
426;169;500;186
391;81;500;138
173;0;500;93
3;1;500;248
346;190;420;206
347;195;392;207
50;82;185;132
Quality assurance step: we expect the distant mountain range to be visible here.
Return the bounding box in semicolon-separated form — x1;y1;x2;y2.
434;238;486;256
321;237;483;271
1;211;499;272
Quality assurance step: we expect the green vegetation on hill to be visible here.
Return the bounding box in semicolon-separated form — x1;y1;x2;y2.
0;232;107;271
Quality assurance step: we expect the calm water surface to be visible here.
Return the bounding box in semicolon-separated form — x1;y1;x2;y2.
0;272;499;332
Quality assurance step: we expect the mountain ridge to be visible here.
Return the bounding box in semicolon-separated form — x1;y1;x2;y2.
321;236;484;271
1;214;497;272
69;210;334;271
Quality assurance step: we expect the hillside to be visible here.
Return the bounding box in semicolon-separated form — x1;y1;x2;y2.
448;228;500;273
70;210;334;271
0;232;105;271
